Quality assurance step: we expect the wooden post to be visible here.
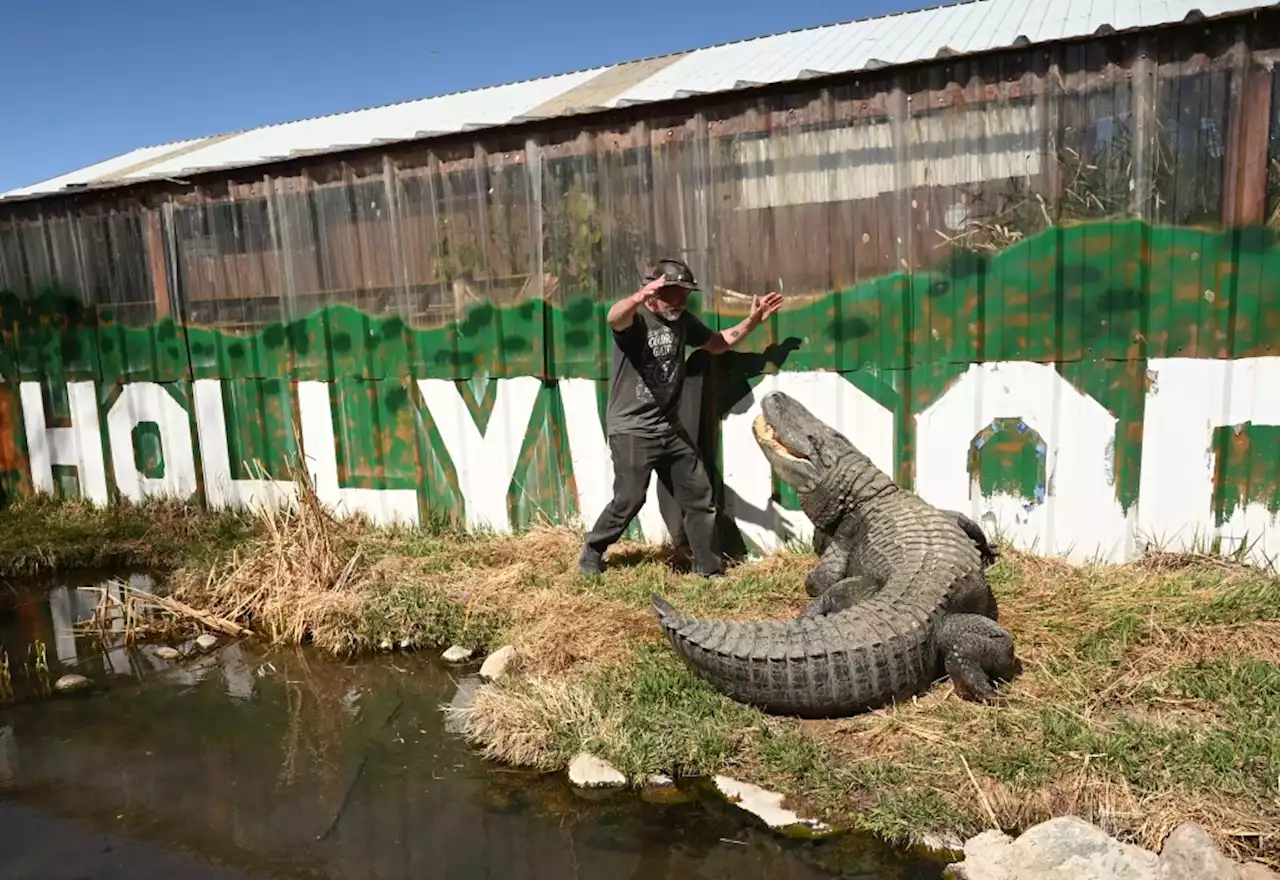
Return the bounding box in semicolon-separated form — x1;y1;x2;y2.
144;207;171;319
1223;59;1273;227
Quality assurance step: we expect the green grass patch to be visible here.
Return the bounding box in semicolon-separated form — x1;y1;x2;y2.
0;494;255;578
359;580;510;653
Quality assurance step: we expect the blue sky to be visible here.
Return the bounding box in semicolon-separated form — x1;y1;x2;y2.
0;0;921;194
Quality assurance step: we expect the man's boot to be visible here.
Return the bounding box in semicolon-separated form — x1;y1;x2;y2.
579;545;605;576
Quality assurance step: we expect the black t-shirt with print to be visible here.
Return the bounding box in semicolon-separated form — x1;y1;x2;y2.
605;306;714;439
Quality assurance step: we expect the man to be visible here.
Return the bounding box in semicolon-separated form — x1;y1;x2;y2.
579;258;784;577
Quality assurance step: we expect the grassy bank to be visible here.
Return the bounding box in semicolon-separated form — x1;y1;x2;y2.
443;538;1280;860
19;486;1278;861
0;494;255;579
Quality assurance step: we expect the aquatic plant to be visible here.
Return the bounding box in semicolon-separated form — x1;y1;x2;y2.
0;649;12;701
30;640;47;674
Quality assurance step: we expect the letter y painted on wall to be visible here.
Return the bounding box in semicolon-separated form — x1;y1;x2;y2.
416;377;541;533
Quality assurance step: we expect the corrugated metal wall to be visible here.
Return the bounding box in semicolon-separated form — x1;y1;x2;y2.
0;14;1278;565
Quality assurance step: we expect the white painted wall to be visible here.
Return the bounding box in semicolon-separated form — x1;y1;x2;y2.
20;380;109;505
1137;357;1280;568
916;362;1134;565
192;379;297;513
13;362;1279;569
296;380;419;527
105;382;199;503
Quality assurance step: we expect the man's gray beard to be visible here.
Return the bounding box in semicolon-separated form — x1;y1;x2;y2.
652;304;684;321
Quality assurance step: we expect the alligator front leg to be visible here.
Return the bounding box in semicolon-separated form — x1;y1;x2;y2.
937;613;1021;704
804;543;850;597
804;518;860;597
800;575;881;617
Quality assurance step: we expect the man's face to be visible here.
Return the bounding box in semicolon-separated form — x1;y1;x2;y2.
647;284;690;320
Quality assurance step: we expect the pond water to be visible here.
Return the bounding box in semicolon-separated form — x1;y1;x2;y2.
0;571;949;880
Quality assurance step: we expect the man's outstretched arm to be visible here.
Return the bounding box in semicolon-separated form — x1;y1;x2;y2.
701;292;784;354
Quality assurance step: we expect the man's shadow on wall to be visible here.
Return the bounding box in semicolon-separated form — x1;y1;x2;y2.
649;335;805;570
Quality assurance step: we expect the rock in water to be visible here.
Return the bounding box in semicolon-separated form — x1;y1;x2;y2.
713;776;832;836
1157;822;1241;880
53;674;90;693
478;645;516;681
947;816;1157;880
195;634;218;652
443;676;483;736
567;753;626;789
442;645;473;663
154;646;180;661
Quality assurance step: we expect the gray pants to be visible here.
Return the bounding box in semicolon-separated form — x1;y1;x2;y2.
584;431;720;574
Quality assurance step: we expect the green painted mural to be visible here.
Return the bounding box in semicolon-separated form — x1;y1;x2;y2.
0;219;1277;566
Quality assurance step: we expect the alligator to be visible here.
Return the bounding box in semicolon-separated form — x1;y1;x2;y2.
802;506;999;617
650;390;1020;719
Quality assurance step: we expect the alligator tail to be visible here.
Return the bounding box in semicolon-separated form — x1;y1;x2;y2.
650;592;930;719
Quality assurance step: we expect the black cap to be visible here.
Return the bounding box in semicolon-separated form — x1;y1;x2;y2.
651;258;699;291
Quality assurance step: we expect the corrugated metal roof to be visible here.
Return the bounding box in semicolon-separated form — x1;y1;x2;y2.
3;0;1274;202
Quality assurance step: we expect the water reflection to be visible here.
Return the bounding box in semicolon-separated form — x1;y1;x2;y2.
0;574;948;880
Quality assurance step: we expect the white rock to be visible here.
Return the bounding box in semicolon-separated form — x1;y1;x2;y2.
567;753;626;789
1157;822;1241;880
712;776;832;835
948;830;1017;880
478;645;516;681
442;645;473;663
1240;864;1280;880
194;634;218;652
947;816;1158;880
53;674;90;693
1013;816;1157;878
378;638;393;651
154;646;180;661
644;773;675;788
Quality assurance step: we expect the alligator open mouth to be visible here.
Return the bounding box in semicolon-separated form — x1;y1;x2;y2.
752;413;807;462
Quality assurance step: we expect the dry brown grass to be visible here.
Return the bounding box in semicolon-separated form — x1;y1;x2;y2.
370;540;654;676
172;464;372;655
165;464;807;676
